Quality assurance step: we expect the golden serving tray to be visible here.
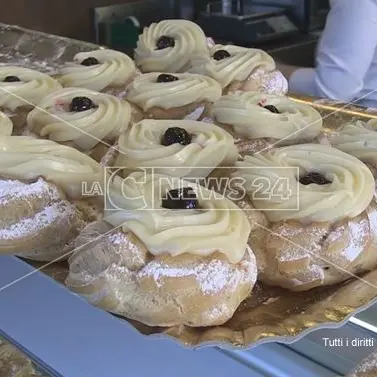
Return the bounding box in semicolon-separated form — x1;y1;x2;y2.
3;22;377;350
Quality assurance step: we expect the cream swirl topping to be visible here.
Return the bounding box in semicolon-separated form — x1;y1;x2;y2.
134;20;208;73
0;67;62;111
127;72;222;110
328;120;377;168
0;136;104;198
26;87;132;151
189;44;276;89
0;111;13;136
214;91;322;140
116;119;238;177
234;144;374;223
105;172;251;263
59;49;136;92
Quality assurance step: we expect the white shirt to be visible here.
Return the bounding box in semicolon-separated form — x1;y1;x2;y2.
289;0;377;108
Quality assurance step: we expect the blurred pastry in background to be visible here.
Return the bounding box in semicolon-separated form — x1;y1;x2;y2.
213;91;322;153
134;19;208;73
66;172;257;327
0;136;104;261
0;66;62;134
26;87;132;163
189;45;288;95
233;144;377;291
127;72;221;121
58;49;137;97
326;120;377;175
115;119;238;178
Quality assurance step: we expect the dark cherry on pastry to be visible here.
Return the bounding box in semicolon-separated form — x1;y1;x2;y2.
161;187;199;210
156;36;175;50
70;97;97;112
3;75;21;82
299;172;332;186
213;49;231;61
81;57;100;66
161;127;192;146
156;74;179;83
264;105;280;114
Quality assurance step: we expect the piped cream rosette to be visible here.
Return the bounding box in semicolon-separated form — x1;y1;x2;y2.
0;111;13;136
134;19;208;73
328;120;377;169
105;172;251;264
0;136;104;199
0;66;62;111
115;119;238;177
26;88;132;151
127;72;222;114
189;44;288;95
58;49;136;92
213;91;323;141
234;144;375;223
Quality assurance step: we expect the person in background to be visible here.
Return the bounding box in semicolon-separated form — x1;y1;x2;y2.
277;0;377;108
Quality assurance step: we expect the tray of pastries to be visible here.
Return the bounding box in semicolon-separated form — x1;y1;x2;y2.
2;19;377;350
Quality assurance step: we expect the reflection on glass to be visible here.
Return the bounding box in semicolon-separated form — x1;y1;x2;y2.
0;337;49;377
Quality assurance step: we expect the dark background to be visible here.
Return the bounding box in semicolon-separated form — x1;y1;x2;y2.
0;0;136;41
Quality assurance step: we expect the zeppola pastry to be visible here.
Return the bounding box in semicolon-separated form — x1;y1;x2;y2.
189;44;288;95
326;120;377;171
233;144;377;291
0;136;104;261
115;119;238;178
0;111;13;136
213;91;323;151
26;87;132;163
134;19;208;73
66;173;257;327
57;49;137;96
0;66;62;134
127;72;221;121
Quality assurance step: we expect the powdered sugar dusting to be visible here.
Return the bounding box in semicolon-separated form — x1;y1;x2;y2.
0;177;60;206
203;304;228;320
139;258;251;295
348;350;377;376
0;201;75;240
247;68;288;96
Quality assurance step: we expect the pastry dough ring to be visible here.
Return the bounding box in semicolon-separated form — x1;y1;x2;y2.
214;91;322;141
116;119;238;177
0;136;104;198
27;87;132;150
127;72;222;111
234;144;375;223
0;66;62;111
328;120;377;168
134;19;208;73
59;49;136;92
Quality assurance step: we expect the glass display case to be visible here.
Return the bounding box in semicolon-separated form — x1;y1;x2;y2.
0;336;52;377
1;255;377;377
